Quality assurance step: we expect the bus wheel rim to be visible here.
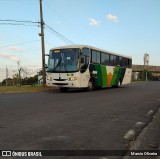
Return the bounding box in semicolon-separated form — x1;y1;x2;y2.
88;81;93;90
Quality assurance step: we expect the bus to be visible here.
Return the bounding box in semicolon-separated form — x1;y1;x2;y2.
46;45;132;92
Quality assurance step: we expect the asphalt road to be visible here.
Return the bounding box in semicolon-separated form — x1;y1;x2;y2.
0;81;160;159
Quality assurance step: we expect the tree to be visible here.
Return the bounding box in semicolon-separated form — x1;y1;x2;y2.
138;69;152;81
2;78;13;86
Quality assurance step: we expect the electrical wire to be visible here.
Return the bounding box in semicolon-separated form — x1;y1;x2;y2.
0;40;40;48
45;24;74;45
0;18;74;45
0;19;39;24
43;1;98;46
0;22;39;27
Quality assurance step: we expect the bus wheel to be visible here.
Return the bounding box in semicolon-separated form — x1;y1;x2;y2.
87;79;95;91
59;87;68;92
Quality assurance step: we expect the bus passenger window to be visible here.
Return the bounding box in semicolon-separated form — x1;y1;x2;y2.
92;51;97;63
129;59;132;68
97;52;100;63
118;56;122;66
91;50;100;64
101;53;110;65
110;55;117;66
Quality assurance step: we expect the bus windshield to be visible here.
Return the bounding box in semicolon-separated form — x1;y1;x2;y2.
47;48;80;73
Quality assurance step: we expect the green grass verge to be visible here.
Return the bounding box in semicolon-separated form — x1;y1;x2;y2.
0;85;57;93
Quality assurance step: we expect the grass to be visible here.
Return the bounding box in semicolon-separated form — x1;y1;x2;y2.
0;85;57;93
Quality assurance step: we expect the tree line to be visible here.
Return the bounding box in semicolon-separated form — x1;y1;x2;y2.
1;70;43;86
1;75;39;86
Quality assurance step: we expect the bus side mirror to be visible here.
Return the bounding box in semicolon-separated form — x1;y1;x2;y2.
44;64;48;68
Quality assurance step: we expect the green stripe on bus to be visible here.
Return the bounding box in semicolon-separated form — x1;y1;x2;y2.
101;65;107;86
111;67;126;86
90;64;126;87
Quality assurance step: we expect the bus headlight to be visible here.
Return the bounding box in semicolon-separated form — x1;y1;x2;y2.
47;76;52;81
68;77;78;81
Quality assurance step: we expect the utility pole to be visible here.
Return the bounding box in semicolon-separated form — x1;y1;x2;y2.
39;0;46;86
6;66;8;86
17;61;21;86
146;72;148;82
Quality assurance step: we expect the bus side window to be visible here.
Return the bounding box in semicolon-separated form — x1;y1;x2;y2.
101;53;110;65
110;55;117;66
130;59;132;67
128;59;132;68
118;56;122;66
91;50;100;64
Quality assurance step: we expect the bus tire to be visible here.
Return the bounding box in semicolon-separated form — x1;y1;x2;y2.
59;87;68;92
87;79;95;91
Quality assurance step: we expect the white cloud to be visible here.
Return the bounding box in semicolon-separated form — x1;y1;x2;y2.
8;46;24;52
106;13;119;22
89;18;100;26
0;53;19;61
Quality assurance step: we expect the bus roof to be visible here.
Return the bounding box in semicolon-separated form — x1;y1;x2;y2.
50;45;132;59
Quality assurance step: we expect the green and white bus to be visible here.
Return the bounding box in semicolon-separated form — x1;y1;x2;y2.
46;45;132;92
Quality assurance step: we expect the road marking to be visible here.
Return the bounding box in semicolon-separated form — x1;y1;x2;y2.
123;129;135;140
135;122;145;127
145;110;154;117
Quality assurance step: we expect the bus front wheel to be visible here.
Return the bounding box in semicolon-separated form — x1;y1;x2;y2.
87;79;95;91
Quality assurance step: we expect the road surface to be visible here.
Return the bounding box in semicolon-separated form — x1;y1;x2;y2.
0;81;160;158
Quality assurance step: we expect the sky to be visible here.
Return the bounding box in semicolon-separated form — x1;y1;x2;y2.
0;0;160;82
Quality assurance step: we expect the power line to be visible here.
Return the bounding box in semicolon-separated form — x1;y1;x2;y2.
45;24;74;45
43;1;97;46
0;19;39;24
0;19;40;28
0;22;39;26
45;27;71;45
0;40;40;48
0;22;38;27
0;18;74;45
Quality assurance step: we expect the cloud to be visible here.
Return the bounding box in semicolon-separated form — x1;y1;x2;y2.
89;18;100;26
8;46;24;52
0;53;19;61
106;13;119;22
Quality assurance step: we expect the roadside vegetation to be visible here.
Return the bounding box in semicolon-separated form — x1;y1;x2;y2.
0;85;56;93
133;69;160;81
